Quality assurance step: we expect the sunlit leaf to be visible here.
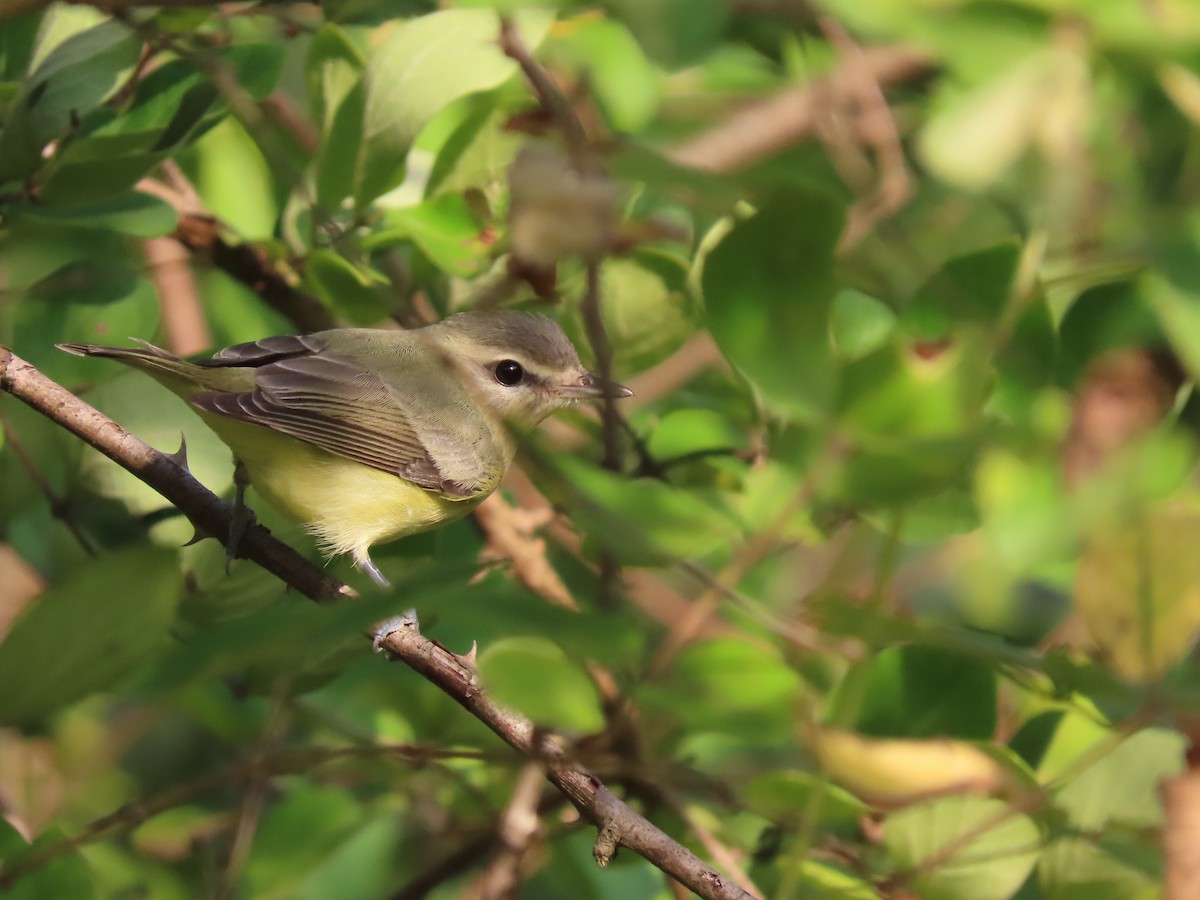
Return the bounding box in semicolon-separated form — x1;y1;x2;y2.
1076;501;1200;681
366;192;488;276
547;16;660;133
477;636;605;732
809;727;1025;809
702;188;844;422
563;251;698;374
646;408;741;462
307;23;367;209
884;795;1040;900
358;8;553;203
306;249;390;325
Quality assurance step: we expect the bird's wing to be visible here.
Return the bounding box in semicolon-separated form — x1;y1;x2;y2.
191;336;499;499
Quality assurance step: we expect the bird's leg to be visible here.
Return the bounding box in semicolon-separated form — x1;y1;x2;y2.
357;550;391;588
226;459;256;573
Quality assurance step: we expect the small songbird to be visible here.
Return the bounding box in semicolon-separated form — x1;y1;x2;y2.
59;311;631;586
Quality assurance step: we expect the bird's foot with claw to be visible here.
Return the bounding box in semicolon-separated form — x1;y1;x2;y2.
372;609;420;652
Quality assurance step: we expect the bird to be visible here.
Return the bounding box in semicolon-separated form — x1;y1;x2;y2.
59;310;631;587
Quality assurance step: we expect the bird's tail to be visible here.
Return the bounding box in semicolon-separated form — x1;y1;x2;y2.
58;339;178;364
57;340;204;396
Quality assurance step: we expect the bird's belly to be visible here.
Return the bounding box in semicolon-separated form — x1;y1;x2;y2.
207;419;478;557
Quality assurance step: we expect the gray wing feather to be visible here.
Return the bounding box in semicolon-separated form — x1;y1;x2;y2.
191;338;497;498
198;335;328;367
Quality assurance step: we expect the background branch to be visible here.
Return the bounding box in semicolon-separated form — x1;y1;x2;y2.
666;45;932;175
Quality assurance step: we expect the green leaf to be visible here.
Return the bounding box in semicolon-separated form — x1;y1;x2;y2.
1;823;95;900
837;333;992;440
902;243;1021;339
306;23;367;209
305;249;390;325
1038;833;1161;900
1076;503;1200;681
785;861;877;900
422;99;522;199
607;0;729;69
194;118;277;240
8;190;177;237
563;251;698;373
884;796;1039;900
1037;725;1181;898
919;49;1087;191
702;189;844;422
1145;236;1200;380
38;44;284;205
477;636;605;732
646;638;803;740
16;278;160;385
550;455;741;566
246;785;364;898
845;645;998;740
24;257;139;304
358;8;553;203
547;17;660;133
1044;723;1184;828
28;5;109;70
289;816;399;900
0;18;140;182
646;409;741;462
0;547;182;728
831;288;898;361
745;770;867;828
366;192;488;276
992;296;1056;417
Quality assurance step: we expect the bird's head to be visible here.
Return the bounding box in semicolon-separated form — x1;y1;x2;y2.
428;311;632;428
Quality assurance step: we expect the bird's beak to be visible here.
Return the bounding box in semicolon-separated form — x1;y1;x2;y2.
560;372;633;400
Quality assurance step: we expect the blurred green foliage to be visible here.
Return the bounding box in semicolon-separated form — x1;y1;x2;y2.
2;0;1200;897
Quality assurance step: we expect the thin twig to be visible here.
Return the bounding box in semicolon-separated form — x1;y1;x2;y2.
498;16;596;174
472;762;546;899
662;793;764;899
474;494;577;610
0;407;96;556
818;18;914;253
390;831;500;900
215;687;291;900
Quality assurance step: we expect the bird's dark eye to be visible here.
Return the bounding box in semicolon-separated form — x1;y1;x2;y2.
494;359;524;386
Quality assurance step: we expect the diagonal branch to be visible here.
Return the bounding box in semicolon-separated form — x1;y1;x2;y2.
0;346;756;900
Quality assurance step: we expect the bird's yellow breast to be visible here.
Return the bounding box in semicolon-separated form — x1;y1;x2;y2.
200;415;480;560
